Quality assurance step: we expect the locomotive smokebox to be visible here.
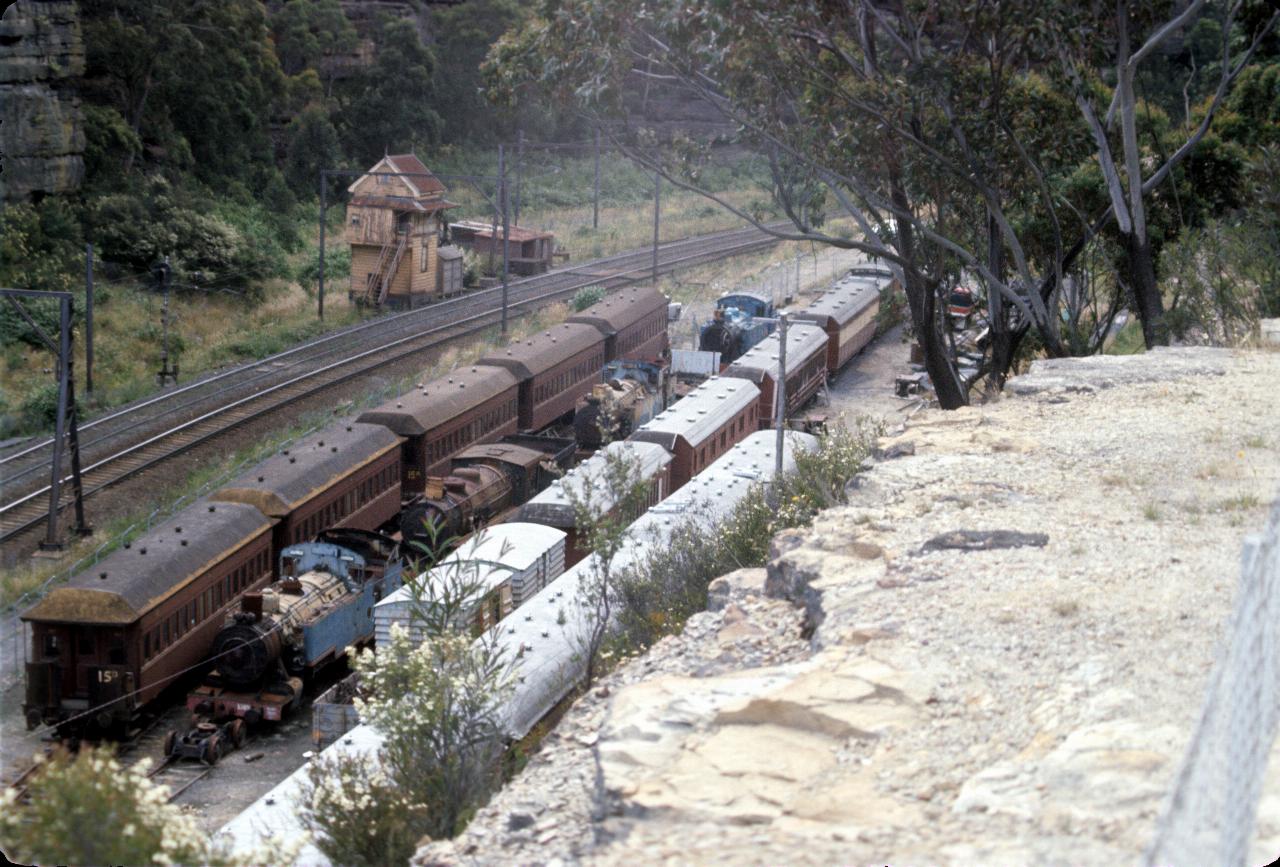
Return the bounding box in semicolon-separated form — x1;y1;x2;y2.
210;621;281;690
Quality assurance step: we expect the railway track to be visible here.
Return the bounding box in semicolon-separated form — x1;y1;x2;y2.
1;224;782;548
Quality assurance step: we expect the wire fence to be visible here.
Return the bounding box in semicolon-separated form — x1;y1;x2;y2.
1145;490;1280;866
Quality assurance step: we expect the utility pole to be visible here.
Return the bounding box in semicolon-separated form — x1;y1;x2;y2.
3;289;89;548
514;129;524;227
652;171;661;284
157;257;177;387
489;145;503;277
318;170;327;322
775;313;788;479
593;128;601;230
500;146;510;335
84;243;94;398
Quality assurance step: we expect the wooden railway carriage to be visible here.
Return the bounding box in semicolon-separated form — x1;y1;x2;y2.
792;269;888;372
357;366;520;487
23;500;274;734
724;323;830;430
629;377;760;491
517;440;674;566
567;286;671;364
477;322;607;432
212;421;403;554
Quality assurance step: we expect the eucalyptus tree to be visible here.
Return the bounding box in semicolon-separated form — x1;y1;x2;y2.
486;0;1275;405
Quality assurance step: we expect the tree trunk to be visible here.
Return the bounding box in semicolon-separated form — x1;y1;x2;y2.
1126;231;1168;348
888;167;967;409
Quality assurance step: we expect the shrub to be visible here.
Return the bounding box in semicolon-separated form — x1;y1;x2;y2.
300;524;514;857
0;746;279;866
571;285;606;311
19;383;85;432
300;751;426;867
612;421;879;651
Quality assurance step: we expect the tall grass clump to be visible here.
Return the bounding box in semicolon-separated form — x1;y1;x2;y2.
611;419;879;650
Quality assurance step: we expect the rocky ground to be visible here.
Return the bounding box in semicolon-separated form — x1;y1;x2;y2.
417;345;1280;866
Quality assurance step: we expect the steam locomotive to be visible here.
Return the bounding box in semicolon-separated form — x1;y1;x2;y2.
697;290;777;364
186;529;402;724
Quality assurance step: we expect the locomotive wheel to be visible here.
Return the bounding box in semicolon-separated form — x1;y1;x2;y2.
202;734;222;766
228;719;246;749
162;731;176;757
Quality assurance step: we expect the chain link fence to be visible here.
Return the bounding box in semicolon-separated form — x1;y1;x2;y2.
1146;491;1280;866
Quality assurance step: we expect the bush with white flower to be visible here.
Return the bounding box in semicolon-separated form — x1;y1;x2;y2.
0;746;228;867
300;526;515;865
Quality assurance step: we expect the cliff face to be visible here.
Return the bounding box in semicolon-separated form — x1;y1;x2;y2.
416;346;1280;866
0;0;85;204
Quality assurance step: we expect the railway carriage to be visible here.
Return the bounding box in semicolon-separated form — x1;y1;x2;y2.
477;322;607;432
793;268;891;373
22;500;274;735
723;323;829;430
566;285;671;364
212;421;403;554
517;440;674;566
356;366;520;487
629;376;760;490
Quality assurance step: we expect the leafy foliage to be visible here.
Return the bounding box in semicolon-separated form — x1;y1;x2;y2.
0;746;285;866
570;285;607;311
612;422;878;651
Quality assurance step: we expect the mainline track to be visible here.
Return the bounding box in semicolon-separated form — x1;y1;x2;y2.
1;225;782;548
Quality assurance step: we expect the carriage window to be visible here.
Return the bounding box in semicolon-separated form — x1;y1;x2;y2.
108;637;125;665
144;633;151;659
78;634;93;655
215;583;223;608
44;634;59;657
163;622;170;645
225;575;232;598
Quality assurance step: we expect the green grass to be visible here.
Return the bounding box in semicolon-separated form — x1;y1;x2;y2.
1106;319;1147;355
1;409;339;611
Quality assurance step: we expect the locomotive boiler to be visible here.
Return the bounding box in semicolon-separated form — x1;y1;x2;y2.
188;529;402;724
573;361;668;448
398;435;575;554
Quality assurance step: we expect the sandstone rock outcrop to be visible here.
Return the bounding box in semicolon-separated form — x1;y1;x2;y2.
416;347;1280;866
0;0;85;204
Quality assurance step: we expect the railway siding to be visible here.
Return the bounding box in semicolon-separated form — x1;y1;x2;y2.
1;223;783;554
